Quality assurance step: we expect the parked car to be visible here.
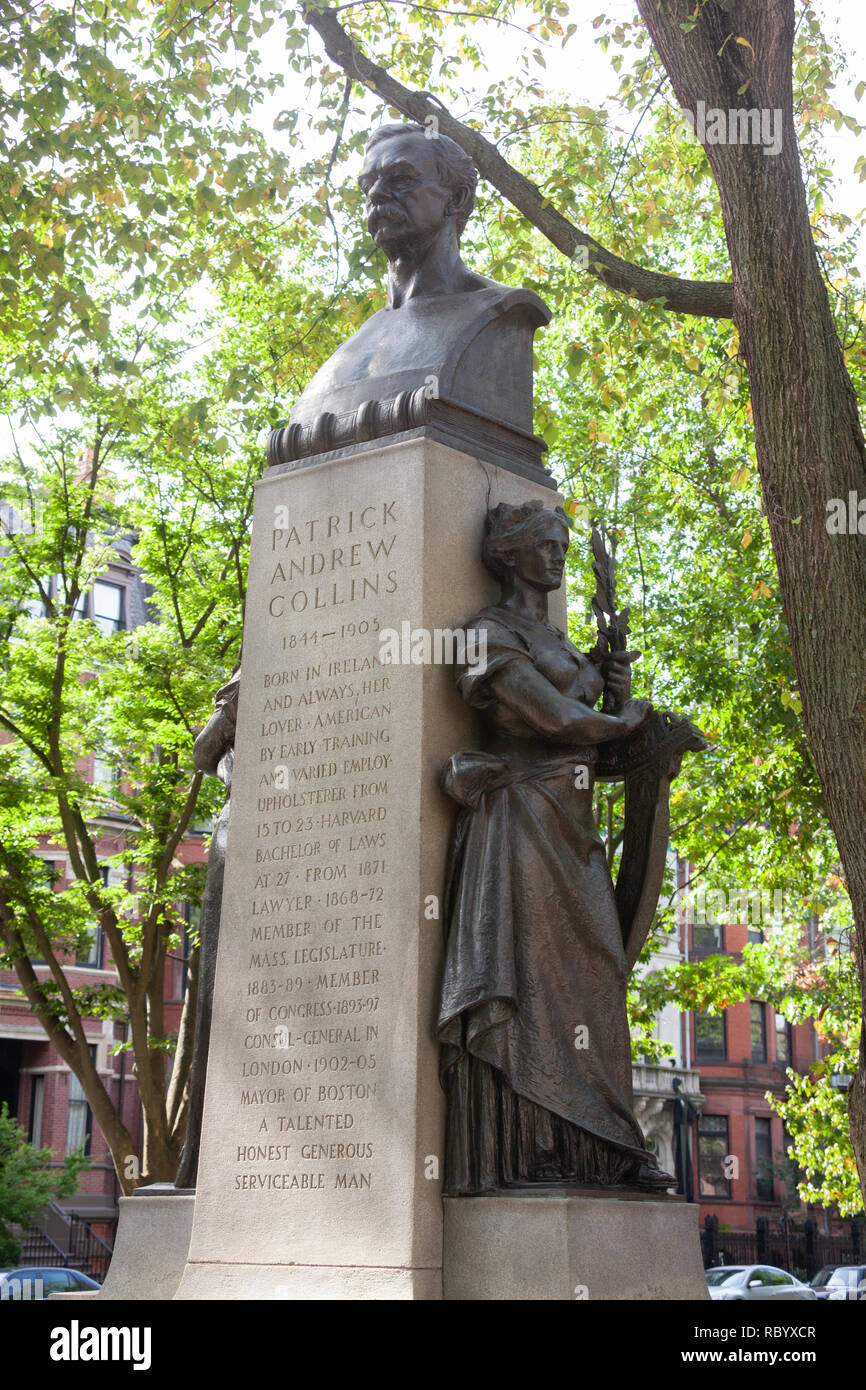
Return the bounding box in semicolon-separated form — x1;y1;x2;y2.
809;1265;866;1301
706;1264;817;1301
0;1266;101;1299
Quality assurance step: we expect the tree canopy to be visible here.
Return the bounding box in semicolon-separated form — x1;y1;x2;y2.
0;0;863;1207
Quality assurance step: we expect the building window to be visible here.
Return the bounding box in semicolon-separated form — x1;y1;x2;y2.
781;1125;802;1196
774;1012;791;1064
694;1011;726;1061
747;925;764;945
754;1116;774;1200
92;755;118;796
28;1075;45;1147
77;868;108;965
76;926;104;969
693;923;724;954
65;1046;95;1156
698;1115;731;1199
21;592;49;619
92;581;125;634
750;1001;767;1061
66;579;126;633
181;902;201;1001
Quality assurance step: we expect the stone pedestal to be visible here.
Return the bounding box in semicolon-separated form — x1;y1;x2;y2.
98;1186;195;1300
176;435;562;1300
443;1192;709;1300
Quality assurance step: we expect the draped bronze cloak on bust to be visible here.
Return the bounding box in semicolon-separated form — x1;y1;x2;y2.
437;607;657;1193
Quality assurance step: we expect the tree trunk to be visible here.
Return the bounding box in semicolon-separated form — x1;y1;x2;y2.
636;0;866;1202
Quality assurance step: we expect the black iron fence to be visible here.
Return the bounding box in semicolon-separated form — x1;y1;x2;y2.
701;1213;865;1282
68;1216;114;1282
16;1215;115;1283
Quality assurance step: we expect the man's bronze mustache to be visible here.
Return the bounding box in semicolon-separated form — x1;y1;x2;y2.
367;201;410;232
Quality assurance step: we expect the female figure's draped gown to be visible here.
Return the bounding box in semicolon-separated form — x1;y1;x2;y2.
437;607;656;1193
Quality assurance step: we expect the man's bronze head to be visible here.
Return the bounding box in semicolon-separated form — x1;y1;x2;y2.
359;123;478;260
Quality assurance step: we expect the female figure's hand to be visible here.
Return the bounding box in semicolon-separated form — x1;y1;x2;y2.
600;648;641;707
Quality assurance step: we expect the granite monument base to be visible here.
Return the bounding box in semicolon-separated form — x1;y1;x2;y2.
443;1191;709;1301
97;1186;195;1301
175;434;564;1301
176;1262;440;1300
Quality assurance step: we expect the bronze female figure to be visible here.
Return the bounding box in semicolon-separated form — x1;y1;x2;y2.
437;500;698;1194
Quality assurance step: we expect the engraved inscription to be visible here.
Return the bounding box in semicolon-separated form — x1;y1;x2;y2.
230;496;406;1197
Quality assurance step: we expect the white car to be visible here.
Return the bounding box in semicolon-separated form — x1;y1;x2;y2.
0;1266;101;1300
706;1264;817;1301
809;1265;866;1301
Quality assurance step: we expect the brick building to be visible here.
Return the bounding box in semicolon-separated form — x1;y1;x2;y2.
674;860;835;1234
683;919;816;1227
631;855;839;1240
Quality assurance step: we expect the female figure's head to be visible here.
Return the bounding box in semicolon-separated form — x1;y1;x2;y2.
482;500;570;597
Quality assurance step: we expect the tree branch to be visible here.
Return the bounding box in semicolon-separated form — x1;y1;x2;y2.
303;4;734;318
166;939;198;1141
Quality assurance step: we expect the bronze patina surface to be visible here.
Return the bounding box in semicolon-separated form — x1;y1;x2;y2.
437;503;705;1194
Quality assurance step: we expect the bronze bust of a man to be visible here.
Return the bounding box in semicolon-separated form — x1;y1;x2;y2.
267;123;552;481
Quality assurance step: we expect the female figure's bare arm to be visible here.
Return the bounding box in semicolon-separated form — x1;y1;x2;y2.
487;660;650;744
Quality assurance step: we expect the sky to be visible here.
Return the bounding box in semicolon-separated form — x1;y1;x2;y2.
475;0;865;251
257;1;865;231
798;1;865;233
272;1;866;279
